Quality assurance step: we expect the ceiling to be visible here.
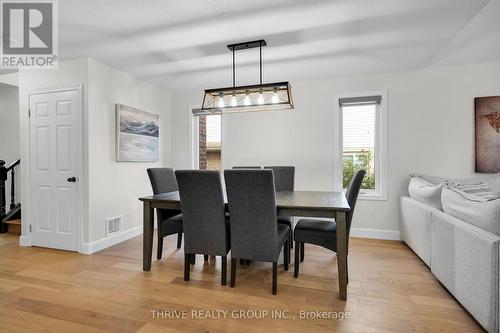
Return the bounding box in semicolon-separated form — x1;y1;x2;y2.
45;0;500;90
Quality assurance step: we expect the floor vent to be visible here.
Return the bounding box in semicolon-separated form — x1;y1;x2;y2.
106;216;122;237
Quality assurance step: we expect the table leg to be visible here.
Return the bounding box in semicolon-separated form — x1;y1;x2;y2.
143;201;154;271
336;211;347;300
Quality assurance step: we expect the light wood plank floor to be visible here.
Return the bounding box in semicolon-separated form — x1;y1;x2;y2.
0;234;484;333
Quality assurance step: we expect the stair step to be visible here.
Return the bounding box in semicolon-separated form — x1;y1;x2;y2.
5;219;21;235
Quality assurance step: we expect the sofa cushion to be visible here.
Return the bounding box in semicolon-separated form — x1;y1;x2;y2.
447;182;500;201
408;176;444;210
474;173;500;194
441;186;500;236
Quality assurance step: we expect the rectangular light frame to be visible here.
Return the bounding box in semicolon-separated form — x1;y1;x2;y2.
200;81;294;115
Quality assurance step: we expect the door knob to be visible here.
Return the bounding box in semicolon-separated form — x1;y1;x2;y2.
67;177;77;182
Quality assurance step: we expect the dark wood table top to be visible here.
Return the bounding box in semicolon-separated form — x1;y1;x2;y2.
139;190;350;212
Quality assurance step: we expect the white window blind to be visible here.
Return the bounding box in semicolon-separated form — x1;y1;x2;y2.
206;115;221;144
342;104;376;151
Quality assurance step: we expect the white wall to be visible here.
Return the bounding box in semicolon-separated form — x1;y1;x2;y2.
171;61;500;238
0;83;20;208
18;58;172;250
87;58;172;244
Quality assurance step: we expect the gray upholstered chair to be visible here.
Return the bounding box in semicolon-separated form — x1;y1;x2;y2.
264;166;295;249
293;170;366;281
175;170;230;285
224;169;290;295
147;168;183;260
232;166;261;265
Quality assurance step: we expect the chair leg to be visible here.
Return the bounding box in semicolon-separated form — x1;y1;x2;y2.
204;255;209;262
190;254;196;265
184;253;190;281
157;236;163;260
284;241;289;271
290;231;293;249
177;233;182;249
221;256;227;286
346;254;349;284
294;241;300;278
300;242;305;262
230;258;237;288
272;262;278;295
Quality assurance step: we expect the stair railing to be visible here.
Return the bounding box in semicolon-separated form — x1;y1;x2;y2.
0;159;20;233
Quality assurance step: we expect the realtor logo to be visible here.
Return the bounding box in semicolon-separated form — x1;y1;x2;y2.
1;0;58;68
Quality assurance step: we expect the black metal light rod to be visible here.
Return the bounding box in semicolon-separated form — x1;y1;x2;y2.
227;39;267;51
259;41;262;85
232;47;235;87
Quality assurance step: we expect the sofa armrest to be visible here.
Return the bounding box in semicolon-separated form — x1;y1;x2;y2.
431;210;500;333
400;196;437;266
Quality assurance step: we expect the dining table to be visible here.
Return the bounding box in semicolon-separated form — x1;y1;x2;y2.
139;190;351;300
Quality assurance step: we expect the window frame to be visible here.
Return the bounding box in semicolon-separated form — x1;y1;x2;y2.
188;105;225;170
333;91;388;201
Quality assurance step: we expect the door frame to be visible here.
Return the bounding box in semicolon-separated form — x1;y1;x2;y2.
23;85;84;252
188;105;226;170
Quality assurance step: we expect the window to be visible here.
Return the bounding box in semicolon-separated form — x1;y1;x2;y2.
334;92;387;200
191;112;222;170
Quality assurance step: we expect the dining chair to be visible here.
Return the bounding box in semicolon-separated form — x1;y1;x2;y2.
232;166;261;265
224;169;290;295
293;170;366;282
147;168;183;260
175;170;230;285
264;166;295;249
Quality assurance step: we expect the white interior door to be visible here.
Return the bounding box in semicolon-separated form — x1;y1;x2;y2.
29;88;82;251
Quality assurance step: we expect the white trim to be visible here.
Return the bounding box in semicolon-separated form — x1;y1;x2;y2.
188;105;225;170
19;235;31;247
80;225;143;255
350;227;400;241
24;85;84;252
188;104;200;169
333;90;388;201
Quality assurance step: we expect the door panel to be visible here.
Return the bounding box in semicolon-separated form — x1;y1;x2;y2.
30;89;81;251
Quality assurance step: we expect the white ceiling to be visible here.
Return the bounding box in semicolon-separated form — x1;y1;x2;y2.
54;0;500;90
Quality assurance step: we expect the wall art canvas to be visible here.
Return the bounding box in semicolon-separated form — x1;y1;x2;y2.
475;96;500;173
116;104;159;162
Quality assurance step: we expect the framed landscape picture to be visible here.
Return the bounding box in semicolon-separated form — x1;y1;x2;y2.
116;104;160;162
475;96;500;173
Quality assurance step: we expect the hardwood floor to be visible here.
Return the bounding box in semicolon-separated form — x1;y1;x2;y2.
0;233;484;333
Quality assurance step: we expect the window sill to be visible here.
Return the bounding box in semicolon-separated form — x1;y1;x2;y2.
357;192;387;201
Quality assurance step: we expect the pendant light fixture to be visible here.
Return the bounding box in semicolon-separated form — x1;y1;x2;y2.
199;40;293;115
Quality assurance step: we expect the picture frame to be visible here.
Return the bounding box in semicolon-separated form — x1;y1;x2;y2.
115;104;160;162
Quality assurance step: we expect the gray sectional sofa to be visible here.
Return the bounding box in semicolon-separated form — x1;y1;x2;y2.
400;174;500;333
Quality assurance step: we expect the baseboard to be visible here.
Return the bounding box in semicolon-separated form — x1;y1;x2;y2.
80;225;143;255
350;227;401;241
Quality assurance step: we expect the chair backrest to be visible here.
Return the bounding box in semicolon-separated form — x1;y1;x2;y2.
345;170;366;235
175;170;228;255
264;166;295;191
147;168;178;194
232;166;261;169
224;169;279;262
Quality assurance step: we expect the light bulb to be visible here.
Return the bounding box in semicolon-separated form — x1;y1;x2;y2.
272;88;279;103
218;93;225;108
244;91;251;106
231;93;238;107
257;91;264;105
